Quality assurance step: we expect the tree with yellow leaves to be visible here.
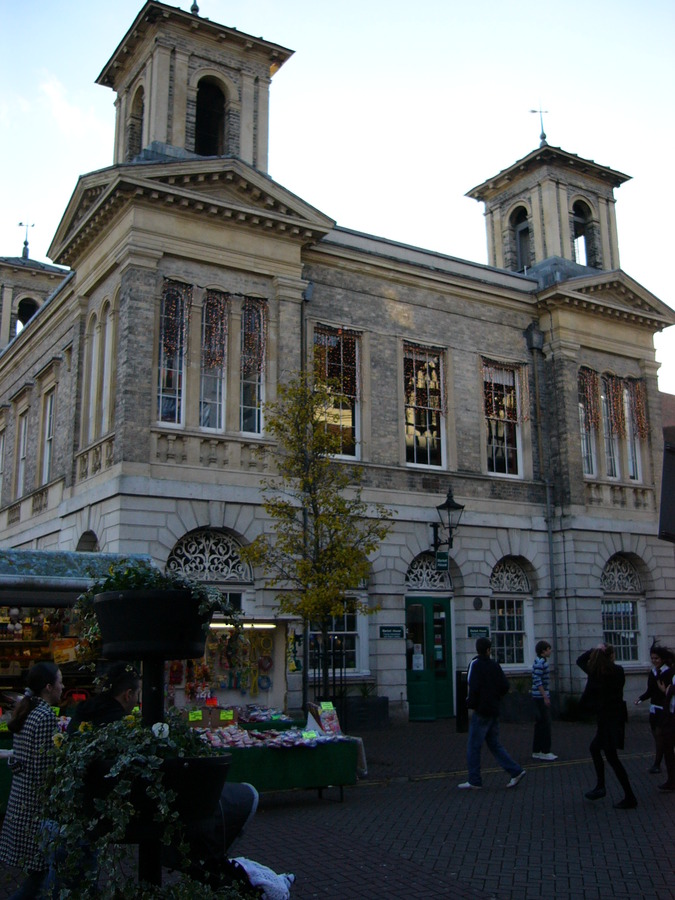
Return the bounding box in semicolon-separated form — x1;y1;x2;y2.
240;371;392;706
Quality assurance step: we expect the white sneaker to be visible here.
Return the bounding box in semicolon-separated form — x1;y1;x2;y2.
506;770;526;788
457;781;482;790
538;752;558;761
532;753;544;760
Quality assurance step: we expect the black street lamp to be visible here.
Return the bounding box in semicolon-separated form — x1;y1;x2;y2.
431;487;464;551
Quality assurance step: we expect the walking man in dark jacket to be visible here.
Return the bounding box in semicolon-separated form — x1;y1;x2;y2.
458;637;526;790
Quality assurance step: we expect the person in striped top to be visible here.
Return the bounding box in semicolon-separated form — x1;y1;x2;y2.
531;640;558;761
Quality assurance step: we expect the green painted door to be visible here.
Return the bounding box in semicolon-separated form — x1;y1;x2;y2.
405;597;453;721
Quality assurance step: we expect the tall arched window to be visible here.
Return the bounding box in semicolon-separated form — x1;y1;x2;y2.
82;313;99;445
76;530;99;552
601;556;642;662
510;207;530;272
578;367;599;477
127;86;144;161
600;374;621;478
572;200;594;266
240;297;267;434
16;297;39;335
195;79;225;156
99;301;115;436
158;280;191;425
200;291;229;430
490;558;530;665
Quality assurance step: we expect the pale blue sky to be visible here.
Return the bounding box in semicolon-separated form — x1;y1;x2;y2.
2;0;674;389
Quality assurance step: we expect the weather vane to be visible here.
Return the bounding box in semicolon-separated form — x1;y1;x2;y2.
529;107;548;147
18;221;34;260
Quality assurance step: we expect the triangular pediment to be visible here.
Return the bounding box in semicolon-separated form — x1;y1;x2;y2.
536;269;675;330
49;157;335;268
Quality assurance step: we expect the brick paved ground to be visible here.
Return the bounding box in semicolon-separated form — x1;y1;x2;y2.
1;718;674;899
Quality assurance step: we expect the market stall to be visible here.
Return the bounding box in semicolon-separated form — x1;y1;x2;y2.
195;722;359;798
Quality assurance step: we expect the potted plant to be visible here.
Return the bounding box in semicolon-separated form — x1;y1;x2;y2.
333;683;389;732
44;708;251;899
74;558;238;662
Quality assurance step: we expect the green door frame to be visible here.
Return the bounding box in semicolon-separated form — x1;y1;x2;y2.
405;596;453;721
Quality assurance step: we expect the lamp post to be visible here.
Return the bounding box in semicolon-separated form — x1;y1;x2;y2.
431;487;464;569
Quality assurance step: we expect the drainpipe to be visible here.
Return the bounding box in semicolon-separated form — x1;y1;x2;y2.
300;281;313;711
525;323;559;694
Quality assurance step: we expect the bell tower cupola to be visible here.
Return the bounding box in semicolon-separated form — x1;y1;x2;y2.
466;145;631;274
96;0;293;173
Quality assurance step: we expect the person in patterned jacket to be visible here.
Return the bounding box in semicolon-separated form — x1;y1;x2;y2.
0;662;63;899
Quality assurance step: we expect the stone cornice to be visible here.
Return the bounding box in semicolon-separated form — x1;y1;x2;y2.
96;1;294;89
536;277;675;331
466;144;631;202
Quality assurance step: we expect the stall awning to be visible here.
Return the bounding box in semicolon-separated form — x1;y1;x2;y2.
0;551;155;607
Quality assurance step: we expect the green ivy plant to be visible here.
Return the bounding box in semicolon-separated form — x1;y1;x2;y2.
43;709;255;899
73;558;240;662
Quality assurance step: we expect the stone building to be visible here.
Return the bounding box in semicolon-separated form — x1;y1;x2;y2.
0;0;673;719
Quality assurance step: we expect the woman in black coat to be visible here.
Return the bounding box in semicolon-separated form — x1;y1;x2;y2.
577;643;637;809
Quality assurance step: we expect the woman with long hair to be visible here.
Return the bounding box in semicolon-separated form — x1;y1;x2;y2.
0;661;63;898
577;643;637;809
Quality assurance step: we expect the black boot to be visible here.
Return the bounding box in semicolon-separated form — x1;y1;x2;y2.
614;796;638;809
584;786;606;800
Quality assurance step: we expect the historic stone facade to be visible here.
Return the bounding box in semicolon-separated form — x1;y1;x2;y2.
0;1;673;719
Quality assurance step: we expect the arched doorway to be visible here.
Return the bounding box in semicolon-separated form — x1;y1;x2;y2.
405;552;454;721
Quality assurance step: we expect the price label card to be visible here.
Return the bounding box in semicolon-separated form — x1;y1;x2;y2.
320;701;334;710
302;730;318;740
219;709;234;721
0;722;8;732
188;709;204;722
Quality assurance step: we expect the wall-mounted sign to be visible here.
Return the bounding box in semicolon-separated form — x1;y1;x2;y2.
468;626;490;639
379;625;405;640
435;551;449;571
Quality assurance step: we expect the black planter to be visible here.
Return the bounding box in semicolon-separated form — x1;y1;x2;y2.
337;696;390;731
94;589;210;660
86;754;231;843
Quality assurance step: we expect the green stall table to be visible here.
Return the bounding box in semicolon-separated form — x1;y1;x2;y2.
225;738;358;800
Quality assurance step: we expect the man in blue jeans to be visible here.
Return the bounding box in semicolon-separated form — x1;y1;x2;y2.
458;637;526;790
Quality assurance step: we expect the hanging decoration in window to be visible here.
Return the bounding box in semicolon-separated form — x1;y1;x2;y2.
202;290;229;369
314;325;360;399
603;373;626;437
161;279;192;357
600;555;641;593
481;358;529;423
490;559;529;593
241;297;267;377
403;342;446;416
625;378;649;439
578;367;600;430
